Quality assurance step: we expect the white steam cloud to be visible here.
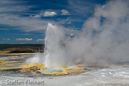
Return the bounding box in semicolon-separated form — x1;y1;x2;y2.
62;0;129;66
64;0;129;66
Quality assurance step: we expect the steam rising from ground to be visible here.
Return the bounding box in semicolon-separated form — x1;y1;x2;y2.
27;0;129;67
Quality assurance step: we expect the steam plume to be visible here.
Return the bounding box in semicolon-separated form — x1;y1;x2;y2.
64;0;129;66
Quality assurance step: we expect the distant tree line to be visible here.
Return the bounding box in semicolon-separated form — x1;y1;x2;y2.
0;44;44;53
9;50;44;53
0;44;44;50
10;50;34;53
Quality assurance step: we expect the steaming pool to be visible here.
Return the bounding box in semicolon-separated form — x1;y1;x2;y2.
0;53;129;86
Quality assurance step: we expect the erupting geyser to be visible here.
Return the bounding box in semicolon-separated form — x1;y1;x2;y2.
26;23;66;68
44;23;65;68
24;23;84;75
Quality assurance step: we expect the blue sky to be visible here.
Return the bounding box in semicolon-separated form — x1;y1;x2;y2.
0;0;107;44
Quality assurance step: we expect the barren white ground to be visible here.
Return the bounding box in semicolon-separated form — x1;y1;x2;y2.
0;64;129;86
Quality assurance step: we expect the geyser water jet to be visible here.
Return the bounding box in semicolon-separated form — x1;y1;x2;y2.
26;23;66;68
43;23;65;68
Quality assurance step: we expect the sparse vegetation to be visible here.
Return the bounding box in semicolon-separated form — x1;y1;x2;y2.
0;44;44;53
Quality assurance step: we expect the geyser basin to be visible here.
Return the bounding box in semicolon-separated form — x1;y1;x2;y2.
0;58;84;76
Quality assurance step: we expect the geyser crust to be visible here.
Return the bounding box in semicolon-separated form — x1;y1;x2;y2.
21;63;84;76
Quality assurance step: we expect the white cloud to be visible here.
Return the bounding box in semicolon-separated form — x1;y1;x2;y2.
33;15;41;18
22;34;32;35
6;38;10;40
3;38;10;40
68;22;71;24
0;0;31;13
44;11;57;17
16;38;32;41
33;10;57;18
0;0;50;32
0;14;49;32
61;9;70;15
70;33;74;36
37;39;44;42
